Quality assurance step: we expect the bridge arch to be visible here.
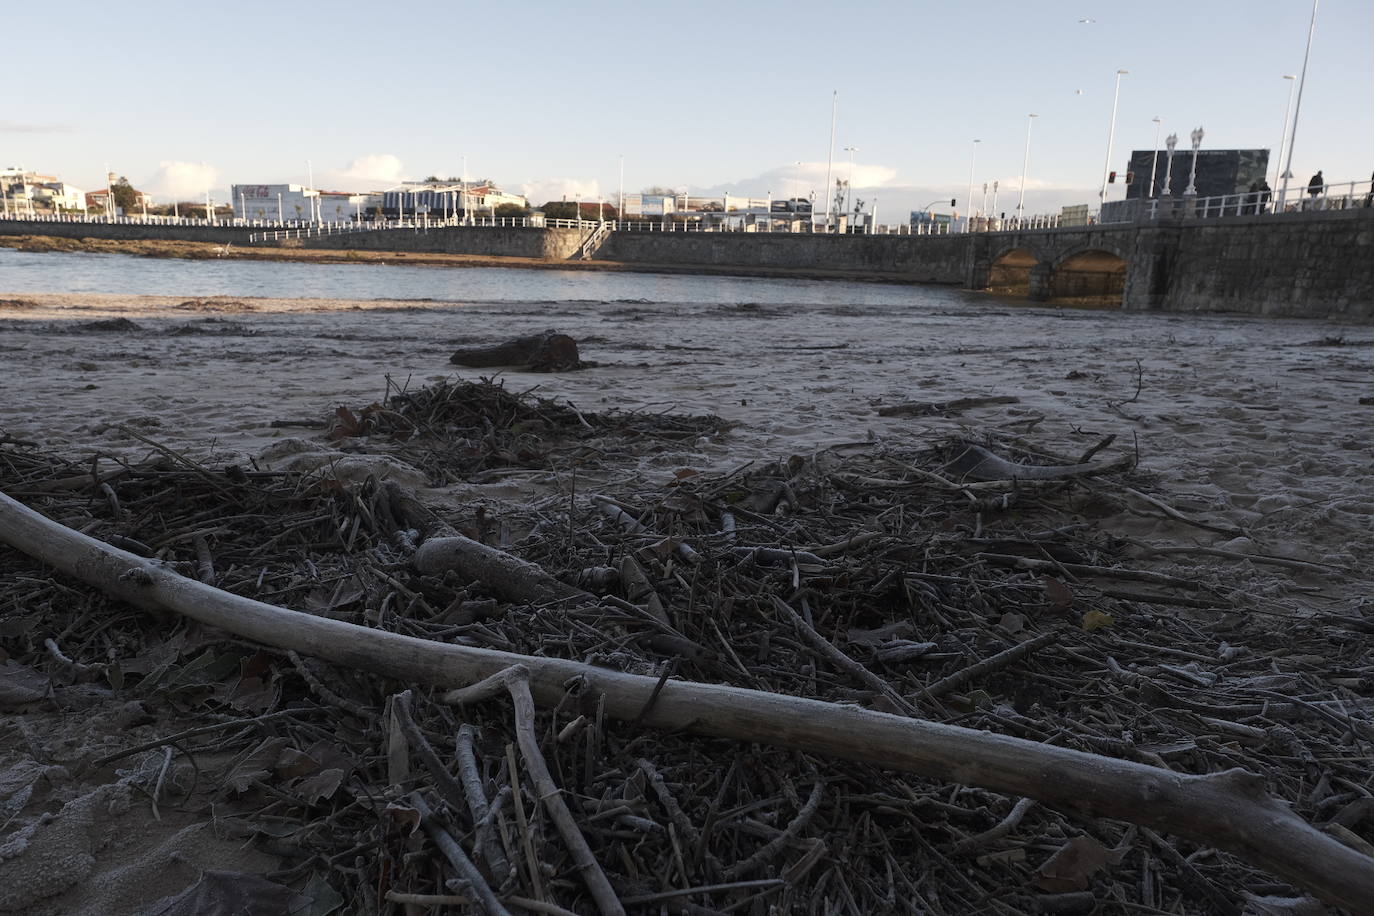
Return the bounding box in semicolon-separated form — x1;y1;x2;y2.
985;246;1042;296
1050;247;1128;306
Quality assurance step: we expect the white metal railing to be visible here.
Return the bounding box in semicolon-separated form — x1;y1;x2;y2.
1137;177;1373;222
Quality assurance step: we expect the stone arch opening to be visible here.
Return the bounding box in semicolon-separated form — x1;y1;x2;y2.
987;247;1039;295
1051;249;1127;307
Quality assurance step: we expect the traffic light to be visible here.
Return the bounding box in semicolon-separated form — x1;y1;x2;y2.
1125;171;1135;184
950;198;956;207
1108;171;1117;183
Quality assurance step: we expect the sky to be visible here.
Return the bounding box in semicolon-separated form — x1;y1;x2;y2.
4;0;1370;218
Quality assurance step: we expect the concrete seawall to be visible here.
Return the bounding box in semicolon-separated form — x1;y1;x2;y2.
3;209;1370;318
304;225;585;259
593;231;970;283
0;220;254;244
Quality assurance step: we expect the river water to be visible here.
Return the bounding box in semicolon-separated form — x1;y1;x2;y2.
0;247;954;309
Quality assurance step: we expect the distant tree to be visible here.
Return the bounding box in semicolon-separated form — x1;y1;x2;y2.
641;186;677;197
540;201;577;220
494;202;529;217
111;176;140;213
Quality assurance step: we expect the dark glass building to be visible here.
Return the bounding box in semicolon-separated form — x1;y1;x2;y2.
1124;148;1270;199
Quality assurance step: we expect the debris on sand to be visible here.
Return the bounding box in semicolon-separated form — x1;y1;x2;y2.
2;406;1371;912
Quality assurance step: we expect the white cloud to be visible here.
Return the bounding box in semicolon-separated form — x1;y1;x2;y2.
323;154;406;189
144;161;220;200
520;178;604;206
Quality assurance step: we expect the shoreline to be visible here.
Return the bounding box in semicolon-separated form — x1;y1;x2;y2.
0;233;951;287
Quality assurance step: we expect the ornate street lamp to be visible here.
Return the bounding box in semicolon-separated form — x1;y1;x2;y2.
1161;132;1178;196
1183;126;1205;197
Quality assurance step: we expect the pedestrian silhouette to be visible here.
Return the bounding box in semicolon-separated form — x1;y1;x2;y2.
1258;179;1272;213
1307;170;1324;198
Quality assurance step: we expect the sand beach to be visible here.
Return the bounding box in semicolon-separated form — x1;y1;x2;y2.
2;282;1373;913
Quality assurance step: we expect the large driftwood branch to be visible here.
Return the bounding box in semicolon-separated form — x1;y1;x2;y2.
1;489;1372;911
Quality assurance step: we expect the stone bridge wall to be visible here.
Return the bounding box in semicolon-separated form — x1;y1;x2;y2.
0;219;254;244
304;226;585;259
593;232;970;282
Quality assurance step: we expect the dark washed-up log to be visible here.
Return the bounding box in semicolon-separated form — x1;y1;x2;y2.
0;488;1371;913
449;329;581;371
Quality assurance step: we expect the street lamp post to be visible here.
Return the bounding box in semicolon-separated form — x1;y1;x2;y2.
981;182;989;217
794;161;803;202
966;139;980;228
1184;126;1204;196
1148;117;1163;197
618;154;624;221
843;146;859;217
823;91;837;231
1161;133;1178;196
991;180;1000;218
1273;74;1297;192
1279;0;1320;209
1099;69;1129;203
1016;113;1038;225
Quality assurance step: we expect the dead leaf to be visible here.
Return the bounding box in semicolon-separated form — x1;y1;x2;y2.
382;800;421;837
1081;609;1115;632
224;737;290;793
294;768;344;804
1042;576;1074;610
1035;835;1119;892
274;747;322;780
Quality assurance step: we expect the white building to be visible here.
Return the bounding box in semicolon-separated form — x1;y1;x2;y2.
232;183;367;222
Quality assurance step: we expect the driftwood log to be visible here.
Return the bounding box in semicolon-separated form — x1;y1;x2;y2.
1;489;1372;912
449;329;581;372
944;442;1132;482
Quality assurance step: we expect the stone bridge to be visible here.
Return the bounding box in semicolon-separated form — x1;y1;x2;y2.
967;206;1372;316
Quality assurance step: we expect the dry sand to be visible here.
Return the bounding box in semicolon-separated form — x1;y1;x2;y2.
1;288;1372;911
2;291;1372;591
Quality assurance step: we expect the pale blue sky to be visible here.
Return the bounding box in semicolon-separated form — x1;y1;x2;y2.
5;0;1368;215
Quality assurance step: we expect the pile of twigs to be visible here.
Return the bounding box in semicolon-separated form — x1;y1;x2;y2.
1;391;1371;915
328;378;726;483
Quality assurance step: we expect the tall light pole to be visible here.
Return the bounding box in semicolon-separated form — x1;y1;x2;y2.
1184;126;1204;196
1016;113;1038;223
1279;0;1319;207
1099;69;1129;203
966;139;980;224
1161;133;1178;196
794;161;803;201
618;154;624;220
1148;117;1163;197
843;146;859;217
991;180;999;217
823;91;837;230
981;181;989;217
1273;74;1297;191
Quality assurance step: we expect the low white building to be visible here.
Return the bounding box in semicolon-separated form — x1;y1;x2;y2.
232;184;367;222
